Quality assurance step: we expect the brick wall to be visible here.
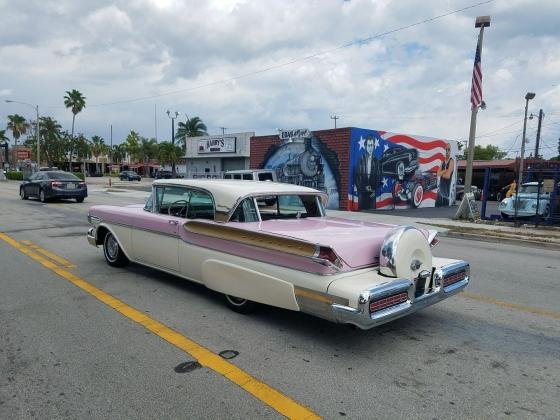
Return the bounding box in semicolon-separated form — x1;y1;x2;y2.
250;128;352;209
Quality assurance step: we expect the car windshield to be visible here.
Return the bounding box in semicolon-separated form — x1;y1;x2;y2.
519;184;540;194
46;172;80;180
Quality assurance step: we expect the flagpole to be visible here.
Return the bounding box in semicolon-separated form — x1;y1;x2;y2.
455;15;490;220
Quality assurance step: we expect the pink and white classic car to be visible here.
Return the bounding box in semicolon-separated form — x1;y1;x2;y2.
87;179;469;329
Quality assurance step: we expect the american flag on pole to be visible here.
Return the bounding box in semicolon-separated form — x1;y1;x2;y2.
470;41;482;108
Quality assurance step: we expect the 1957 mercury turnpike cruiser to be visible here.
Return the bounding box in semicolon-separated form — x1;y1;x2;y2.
87;179;469;329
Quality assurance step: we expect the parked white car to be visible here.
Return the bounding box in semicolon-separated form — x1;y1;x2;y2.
499;182;551;219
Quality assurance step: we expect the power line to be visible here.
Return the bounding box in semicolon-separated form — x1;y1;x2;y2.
85;0;495;108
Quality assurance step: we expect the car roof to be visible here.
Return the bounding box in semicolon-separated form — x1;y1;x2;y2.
225;169;274;174
152;179;326;213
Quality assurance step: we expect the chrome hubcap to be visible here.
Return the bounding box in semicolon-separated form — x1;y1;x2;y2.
106;235;119;260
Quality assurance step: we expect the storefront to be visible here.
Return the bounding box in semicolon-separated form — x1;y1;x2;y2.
250;128;458;210
182;132;254;177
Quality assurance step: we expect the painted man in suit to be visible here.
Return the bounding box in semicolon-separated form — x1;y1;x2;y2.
354;135;381;210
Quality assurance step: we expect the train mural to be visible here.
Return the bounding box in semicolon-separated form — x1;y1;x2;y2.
261;130;341;209
348;128;458;210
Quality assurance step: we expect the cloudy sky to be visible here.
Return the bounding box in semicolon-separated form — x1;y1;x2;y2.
1;0;559;158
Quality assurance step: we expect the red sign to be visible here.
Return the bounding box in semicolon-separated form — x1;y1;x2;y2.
17;150;31;160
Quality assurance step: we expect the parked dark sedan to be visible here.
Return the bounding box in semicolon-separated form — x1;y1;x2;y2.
20;171;87;203
154;170;173;179
119;170;141;181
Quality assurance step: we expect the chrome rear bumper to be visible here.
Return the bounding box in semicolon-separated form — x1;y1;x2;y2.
87;227;97;247
331;260;469;330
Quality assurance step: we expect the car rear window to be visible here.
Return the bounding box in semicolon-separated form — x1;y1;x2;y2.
46;172;80;180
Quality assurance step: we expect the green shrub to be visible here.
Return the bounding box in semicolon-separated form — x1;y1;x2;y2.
72;172;85;180
6;171;23;181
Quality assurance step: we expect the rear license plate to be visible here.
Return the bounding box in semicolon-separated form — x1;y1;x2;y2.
67;183;76;189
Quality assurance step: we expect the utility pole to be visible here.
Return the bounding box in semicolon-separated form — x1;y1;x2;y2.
514;92;536;225
534;109;544;158
220;127;227;135
330;114;339;129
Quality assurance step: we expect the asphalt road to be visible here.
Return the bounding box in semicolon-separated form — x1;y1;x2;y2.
0;181;559;419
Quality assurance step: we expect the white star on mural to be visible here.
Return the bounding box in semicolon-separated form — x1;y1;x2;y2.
382;177;388;188
384;144;389;153
374;138;380;149
358;136;365;150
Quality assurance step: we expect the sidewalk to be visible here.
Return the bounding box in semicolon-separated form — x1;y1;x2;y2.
84;176;560;250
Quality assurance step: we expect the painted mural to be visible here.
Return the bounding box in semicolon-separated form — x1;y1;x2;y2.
261;132;341;209
348;128;458;210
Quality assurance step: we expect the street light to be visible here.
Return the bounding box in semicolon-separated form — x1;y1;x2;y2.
514;92;536;225
5;99;40;168
166;109;179;176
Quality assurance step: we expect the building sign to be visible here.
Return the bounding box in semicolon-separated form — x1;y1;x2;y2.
543;179;555;193
280;129;310;142
197;137;236;154
16;149;31;160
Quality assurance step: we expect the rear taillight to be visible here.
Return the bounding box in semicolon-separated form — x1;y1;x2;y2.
369;291;408;313
51;181;62;187
79;182;86;187
313;246;343;269
443;269;468;287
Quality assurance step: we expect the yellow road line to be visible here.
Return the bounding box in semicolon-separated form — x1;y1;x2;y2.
461;292;560;320
0;232;320;420
21;240;76;268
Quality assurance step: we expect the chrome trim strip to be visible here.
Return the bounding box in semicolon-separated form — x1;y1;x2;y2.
330;260;470;330
94;220;181;238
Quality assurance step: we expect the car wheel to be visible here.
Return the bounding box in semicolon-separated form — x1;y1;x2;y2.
224;294;256;314
103;232;129;267
20;188;28;200
496;192;502;202
76;197;85;203
412;184;424;208
39;189;47;203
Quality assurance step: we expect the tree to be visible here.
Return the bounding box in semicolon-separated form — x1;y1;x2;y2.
123;130;141;162
74;134;91;174
175;116;208;149
461;144;507;160
110;144;127;165
0;129;8;144
139;137;158;175
28;117;64;166
63;89;86;167
157;141;182;168
90;135;105;173
6;114;29;146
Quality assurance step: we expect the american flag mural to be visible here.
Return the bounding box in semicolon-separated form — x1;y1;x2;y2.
347;128;458;211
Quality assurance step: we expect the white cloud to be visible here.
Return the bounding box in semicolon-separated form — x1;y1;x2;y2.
1;0;559;158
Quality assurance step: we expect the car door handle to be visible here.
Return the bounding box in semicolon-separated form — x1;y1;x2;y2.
168;220;179;225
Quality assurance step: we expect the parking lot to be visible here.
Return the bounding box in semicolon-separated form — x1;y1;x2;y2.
1;180;559;419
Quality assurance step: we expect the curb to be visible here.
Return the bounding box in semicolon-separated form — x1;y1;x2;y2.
445;230;560;251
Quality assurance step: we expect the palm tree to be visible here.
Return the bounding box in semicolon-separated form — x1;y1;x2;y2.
139;137;158;176
6;114;30;147
90;135;105;173
0;129;9;144
63;89;86;168
111;144;127;165
74;134;91;175
157;141;182;169
175;116;208;148
123;130;141;162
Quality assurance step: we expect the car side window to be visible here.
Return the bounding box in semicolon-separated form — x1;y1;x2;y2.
258;195;324;220
242;174;253;180
187;190;214;220
231;198;259;222
144;192;154;212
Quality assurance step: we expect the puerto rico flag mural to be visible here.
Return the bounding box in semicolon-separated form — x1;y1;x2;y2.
347;128;458;211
